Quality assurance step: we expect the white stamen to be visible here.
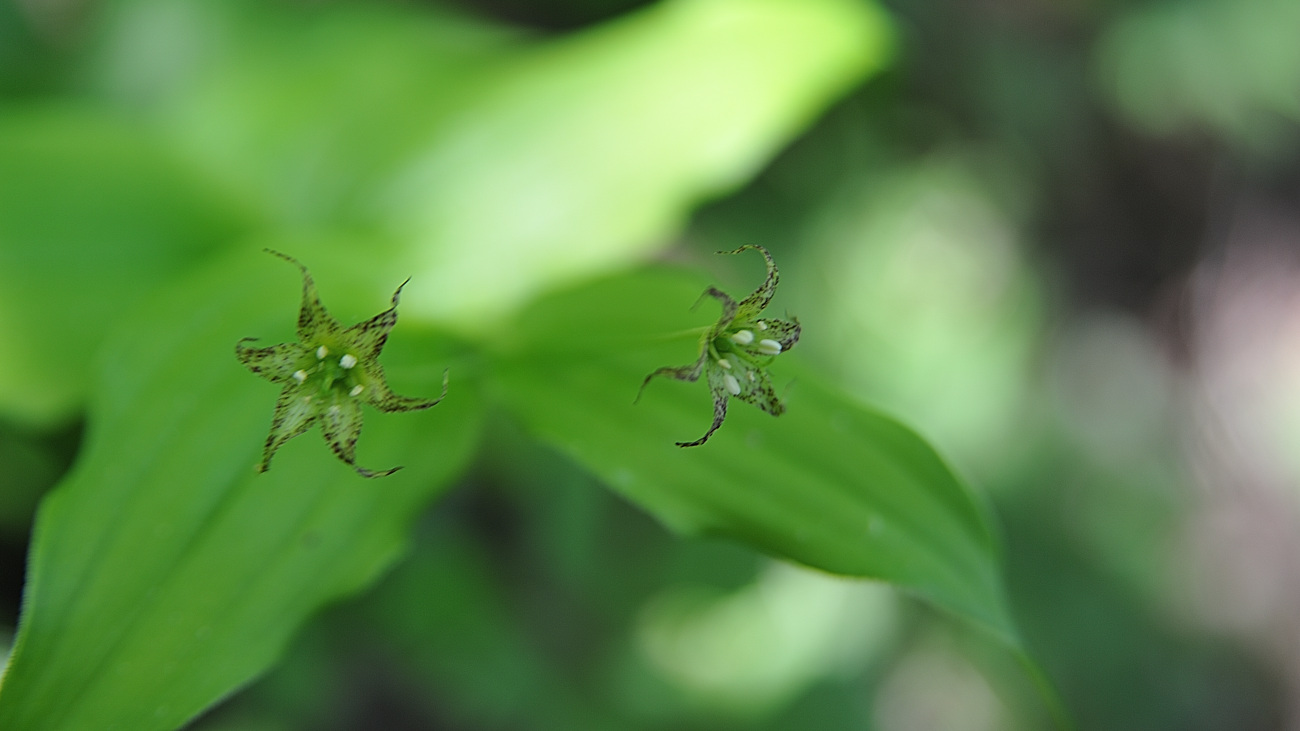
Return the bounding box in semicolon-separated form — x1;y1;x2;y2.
292;369;308;384
316;345;329;359
758;339;782;355
339;353;357;369
723;374;741;396
328;404;341;416
730;330;754;345
717;358;731;369
757;321;768;330
747;371;756;382
349;384;364;397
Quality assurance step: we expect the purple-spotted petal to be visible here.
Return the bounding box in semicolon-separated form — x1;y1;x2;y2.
363;361;447;413
344;278;407;359
266;249;341;343
725;245;779;321
319;393;399;478
257;388;320;473
236;338;305;384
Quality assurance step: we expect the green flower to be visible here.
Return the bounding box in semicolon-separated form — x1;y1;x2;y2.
236;250;447;478
638;245;801;447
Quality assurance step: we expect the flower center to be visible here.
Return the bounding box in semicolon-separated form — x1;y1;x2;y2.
298;346;365;396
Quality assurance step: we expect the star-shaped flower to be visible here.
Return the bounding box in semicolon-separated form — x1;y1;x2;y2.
638;245;801;447
236;249;447;478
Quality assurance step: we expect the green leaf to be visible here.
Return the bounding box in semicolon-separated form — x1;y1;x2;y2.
0;105;259;425
116;0;515;228
100;0;893;330
356;527;626;731
489;268;1017;643
377;0;895;326
0;247;484;730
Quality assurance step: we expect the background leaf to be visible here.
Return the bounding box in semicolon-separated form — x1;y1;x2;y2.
0;247;484;730
0;105;259;425
96;0;517;228
488;268;1017;643
91;0;892;331
376;0;894;326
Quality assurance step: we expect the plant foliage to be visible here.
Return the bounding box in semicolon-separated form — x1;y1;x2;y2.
0;0;1033;728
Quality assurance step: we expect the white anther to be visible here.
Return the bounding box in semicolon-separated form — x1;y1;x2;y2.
717;358;732;370
723;374;741;396
730;330;754;345
316;345;329;359
339;353;357;369
292;369;308;384
757;321;768;330
758;339;782;355
747;371;756;382
349;384;364;397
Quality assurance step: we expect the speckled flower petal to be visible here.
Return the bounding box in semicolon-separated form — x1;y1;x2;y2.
235;339;305;384
727;359;784;416
694;286;738;337
754;317;800;352
258;390;320;473
726;245;779;321
319;394;397;479
362;362;448;413
266;249;341;343
667;364;730;447
636;350;708;402
345;279;407;359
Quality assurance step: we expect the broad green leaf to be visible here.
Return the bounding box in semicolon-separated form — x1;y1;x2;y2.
0;247;484;730
377;0;895;326
102;0;516;227
96;0;892;330
0;105;259;425
489;268;1017;643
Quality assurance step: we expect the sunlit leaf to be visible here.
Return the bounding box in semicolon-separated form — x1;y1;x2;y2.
0;248;484;730
112;0;515;227
490;268;1017;643
96;0;893;331
0;105;259;425
378;0;894;326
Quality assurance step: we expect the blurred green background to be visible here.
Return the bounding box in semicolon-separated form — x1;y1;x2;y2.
3;0;1299;728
